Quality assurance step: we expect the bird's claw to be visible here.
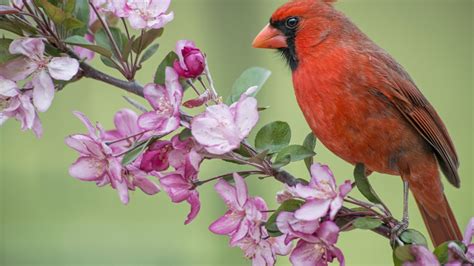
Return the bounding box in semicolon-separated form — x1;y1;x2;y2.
390;219;409;246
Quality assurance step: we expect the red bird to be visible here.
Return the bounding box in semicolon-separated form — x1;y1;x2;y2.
253;0;461;246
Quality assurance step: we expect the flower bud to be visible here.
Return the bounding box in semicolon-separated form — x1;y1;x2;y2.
173;40;205;78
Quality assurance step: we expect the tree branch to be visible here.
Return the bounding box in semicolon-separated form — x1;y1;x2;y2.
80;62;144;97
76;62;394;240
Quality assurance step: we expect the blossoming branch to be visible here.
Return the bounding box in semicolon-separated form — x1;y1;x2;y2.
0;1;472;265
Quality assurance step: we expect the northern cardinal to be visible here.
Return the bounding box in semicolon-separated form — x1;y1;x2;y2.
253;0;462;246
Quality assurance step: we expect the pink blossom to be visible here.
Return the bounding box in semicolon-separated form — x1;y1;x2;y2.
209;173;268;245
112;0;174;29
289;163;352;221
66;112;129;204
73;34;95;61
158;136;203;224
123;158;160;196
0;38;79;112
276;211;319;242
289;221;345;266
183;91;211;108
237;225;292;266
139;140;172;172
0;77;42;137
191;94;259;155
10;0;30;9
138;67;182;134
173;40;205;79
446;217;474;266
403;245;439;266
101;108;150;154
159;147;202;224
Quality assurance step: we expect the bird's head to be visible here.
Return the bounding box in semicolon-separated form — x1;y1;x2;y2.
252;0;339;70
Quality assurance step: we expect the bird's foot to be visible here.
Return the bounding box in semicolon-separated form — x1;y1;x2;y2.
390;218;409;246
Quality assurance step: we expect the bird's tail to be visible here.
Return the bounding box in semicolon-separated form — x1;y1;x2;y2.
414;194;462;247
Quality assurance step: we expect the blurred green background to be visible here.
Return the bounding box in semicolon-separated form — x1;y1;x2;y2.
0;0;472;265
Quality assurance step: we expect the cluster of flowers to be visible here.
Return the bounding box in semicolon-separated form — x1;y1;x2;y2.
0;38;79;137
11;0;173;30
407;218;474;266
10;0;174;62
208;164;352;265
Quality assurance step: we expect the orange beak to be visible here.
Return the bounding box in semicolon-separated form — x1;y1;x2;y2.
252;24;287;49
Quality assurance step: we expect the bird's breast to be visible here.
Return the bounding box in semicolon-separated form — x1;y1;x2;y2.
291;51;419;175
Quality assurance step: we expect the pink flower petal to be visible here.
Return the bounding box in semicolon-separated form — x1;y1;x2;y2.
310;163;336;191
107;157;123;181
232;96;259;139
111;178;129;205
277;211;319;235
214;179;239;209
184;192;200;224
69;156;106;181
65;134;96;154
233;173;248;207
290;240;320;266
160;173;191;202
230;219;250;246
0;57;37;81
47;57;79;80
32;70;54;112
134;177;160;195
127;12;147;29
137;111;165;130
463;217;474;246
113;108;140;137
0;76;19;97
73;111;98;139
143;83;166;109
209;210;241;235
294;199;331;221
175;40;196;70
329;196;343;220
317;221;340;245
9;38;44;57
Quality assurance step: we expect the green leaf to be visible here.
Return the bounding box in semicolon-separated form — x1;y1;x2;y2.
352;217;383;230
275;145;315;165
303;133;317;171
393;245;415;264
63;16;84;31
400;229;428;246
272;154;291;169
36;0;67;24
0;19;24;35
95;27;127;58
154;51;178;84
139;43;159;63
255;121;291;153
433;241;466;264
0;38;19;64
226;67;271;104
71;0;89;36
132;28;164;53
265;199;304;237
64;35;112;58
248;149;269;164
178;128;192;141
354;163;383;204
121;138;153;166
64;0;75;14
100;56;118;69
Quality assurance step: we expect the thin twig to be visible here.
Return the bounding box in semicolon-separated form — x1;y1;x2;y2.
89;1;130;78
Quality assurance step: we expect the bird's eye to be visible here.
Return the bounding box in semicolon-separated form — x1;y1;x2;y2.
285;17;299;29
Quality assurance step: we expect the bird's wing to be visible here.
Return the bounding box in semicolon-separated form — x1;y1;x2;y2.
367;50;460;187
